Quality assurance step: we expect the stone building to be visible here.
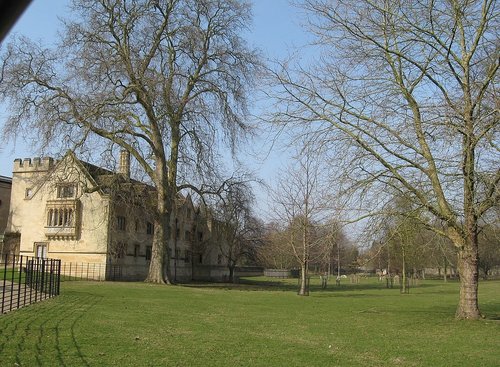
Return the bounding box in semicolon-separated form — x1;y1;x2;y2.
0;175;13;257
4;151;229;281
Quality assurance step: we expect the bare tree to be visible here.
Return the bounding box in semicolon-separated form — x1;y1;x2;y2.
270;148;330;295
214;182;261;283
0;0;260;284
258;222;298;270
380;196;432;292
315;218;349;279
269;0;498;319
478;223;500;279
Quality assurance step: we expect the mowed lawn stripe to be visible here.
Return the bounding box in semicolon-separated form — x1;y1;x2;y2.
0;278;498;366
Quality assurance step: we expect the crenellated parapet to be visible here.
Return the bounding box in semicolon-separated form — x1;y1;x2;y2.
13;157;55;173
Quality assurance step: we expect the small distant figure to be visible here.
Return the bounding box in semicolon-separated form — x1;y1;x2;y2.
320;272;328;289
350;274;357;284
393;274;400;286
336;276;341;286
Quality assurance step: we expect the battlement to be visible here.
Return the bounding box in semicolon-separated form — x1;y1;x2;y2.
13;157;55;173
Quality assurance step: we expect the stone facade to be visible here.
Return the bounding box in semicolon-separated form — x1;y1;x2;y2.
0;175;13;257
0;176;12;232
5;151;229;281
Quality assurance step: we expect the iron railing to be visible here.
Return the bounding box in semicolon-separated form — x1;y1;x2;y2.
60;262;108;281
1;255;61;314
59;262;146;281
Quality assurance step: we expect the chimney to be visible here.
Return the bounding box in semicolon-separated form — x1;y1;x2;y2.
119;150;130;178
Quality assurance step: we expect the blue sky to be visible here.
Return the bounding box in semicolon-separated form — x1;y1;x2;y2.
0;0;310;219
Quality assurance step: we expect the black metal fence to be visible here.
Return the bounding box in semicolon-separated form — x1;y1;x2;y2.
59;262;148;281
60;262;108;281
1;255;61;314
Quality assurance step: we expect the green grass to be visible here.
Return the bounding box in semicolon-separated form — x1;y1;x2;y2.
0;268;26;282
1;267;82;283
1;277;499;366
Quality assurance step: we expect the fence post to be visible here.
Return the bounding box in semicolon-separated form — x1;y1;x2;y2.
34;258;40;302
41;259;47;300
28;258;33;305
1;254;7;313
9;252;16;312
48;259;54;296
56;260;61;295
17;255;23;309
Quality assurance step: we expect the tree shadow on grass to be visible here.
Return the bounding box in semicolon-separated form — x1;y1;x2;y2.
0;291;102;366
480;303;500;321
182;277;446;294
181;279;300;292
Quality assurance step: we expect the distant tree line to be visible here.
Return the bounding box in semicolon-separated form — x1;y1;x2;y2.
363;195;500;282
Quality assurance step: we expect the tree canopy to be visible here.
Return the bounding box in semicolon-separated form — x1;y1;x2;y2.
269;0;498;318
0;0;260;283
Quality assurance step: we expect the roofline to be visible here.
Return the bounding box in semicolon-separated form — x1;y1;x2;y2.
0;175;13;184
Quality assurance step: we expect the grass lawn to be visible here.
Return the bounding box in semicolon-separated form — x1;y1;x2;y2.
1;277;499;366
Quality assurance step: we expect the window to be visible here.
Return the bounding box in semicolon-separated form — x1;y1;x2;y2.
145;246;152;260
184;230;190;241
175;248;180;259
197;231;203;242
45;200;80;238
119;243;126;258
47;207;74;227
35;242;48;258
57;184;76;198
185;250;191;263
198;254;203;264
25;188;32;198
218;254;223;265
146;222;154;235
117;216;126;231
113;242;126;259
135;220;139;232
176;228;180;238
134;244;140;257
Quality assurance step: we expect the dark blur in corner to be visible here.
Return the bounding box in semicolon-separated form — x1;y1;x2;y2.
0;0;32;42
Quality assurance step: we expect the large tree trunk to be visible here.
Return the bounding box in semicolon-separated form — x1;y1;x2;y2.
145;158;172;284
146;119;180;284
146;212;168;283
455;237;480;320
454;114;481;320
